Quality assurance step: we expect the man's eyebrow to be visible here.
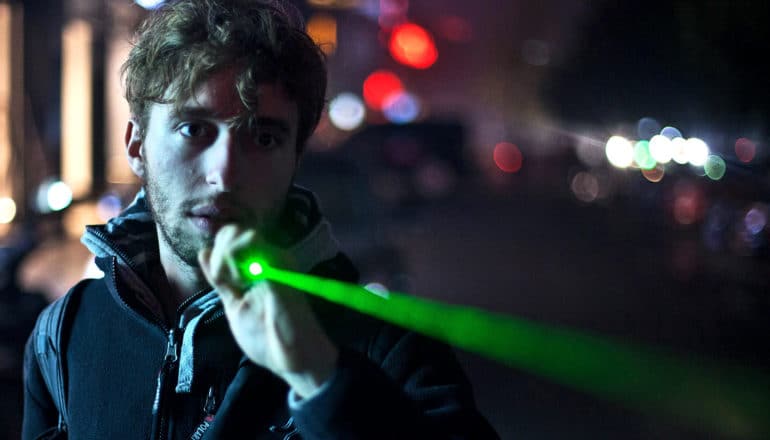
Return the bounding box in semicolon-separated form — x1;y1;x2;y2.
170;106;219;120
253;117;291;134
170;107;291;134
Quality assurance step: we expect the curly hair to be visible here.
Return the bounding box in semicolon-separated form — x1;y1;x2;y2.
121;0;327;151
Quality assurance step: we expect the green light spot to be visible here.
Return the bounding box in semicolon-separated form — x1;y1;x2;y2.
240;257;269;281
704;155;726;180
633;140;656;170
248;262;263;276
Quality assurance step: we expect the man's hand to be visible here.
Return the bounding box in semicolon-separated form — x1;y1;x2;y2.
198;224;338;398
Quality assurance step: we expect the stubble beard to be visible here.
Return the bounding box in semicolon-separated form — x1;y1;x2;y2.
143;173;290;270
144;178;210;270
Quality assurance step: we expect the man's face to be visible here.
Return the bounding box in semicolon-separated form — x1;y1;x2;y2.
127;66;299;266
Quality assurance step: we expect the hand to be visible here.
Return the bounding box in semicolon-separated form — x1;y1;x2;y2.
198;224;338;398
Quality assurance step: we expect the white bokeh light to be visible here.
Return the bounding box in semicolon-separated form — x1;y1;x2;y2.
685;137;710;166
364;282;390;299
328;92;366;131
671;137;689;164
605;136;634;168
0;197;16;223
135;0;165;10
47;181;73;212
649;134;673;164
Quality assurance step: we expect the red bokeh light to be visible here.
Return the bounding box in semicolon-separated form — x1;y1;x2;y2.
437;15;473;42
388;22;438;69
671;181;705;226
493;142;523;173
734;137;756;163
363;70;404;111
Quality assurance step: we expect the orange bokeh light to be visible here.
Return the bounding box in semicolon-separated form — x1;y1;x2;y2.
388;22;438;69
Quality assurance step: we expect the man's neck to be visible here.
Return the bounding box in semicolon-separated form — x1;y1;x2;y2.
157;238;208;308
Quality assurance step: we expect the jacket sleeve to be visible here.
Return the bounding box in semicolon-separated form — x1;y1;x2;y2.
22;331;60;440
289;325;500;440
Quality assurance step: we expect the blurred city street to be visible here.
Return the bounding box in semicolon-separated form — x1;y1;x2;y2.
386;178;769;439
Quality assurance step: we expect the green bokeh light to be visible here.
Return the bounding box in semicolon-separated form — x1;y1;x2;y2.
246;261;770;439
633;140;657;170
704;155;727;180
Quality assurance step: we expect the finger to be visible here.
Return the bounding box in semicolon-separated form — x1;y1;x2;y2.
208;225;239;285
224;229;258;283
197;247;212;279
199;246;234;297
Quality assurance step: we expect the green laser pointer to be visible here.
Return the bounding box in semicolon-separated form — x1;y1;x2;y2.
248;261;264;277
241;259;770;439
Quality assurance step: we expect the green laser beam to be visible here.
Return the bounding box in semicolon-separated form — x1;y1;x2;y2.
246;261;770;439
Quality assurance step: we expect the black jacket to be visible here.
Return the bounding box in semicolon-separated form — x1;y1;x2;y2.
23;188;499;439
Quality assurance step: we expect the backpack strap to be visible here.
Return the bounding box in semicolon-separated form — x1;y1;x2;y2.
33;279;91;434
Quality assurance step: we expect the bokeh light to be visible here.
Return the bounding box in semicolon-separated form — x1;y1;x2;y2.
685;137;709;166
363;70;403;111
744;205;767;235
0;197;16;223
306;13;338;55
382;90;421;124
649;134;673;164
672;181;704;225
436;15;473;42
493;142;523;173
571;171;600;202
633;140;656;170
328;92;367;130
637;117;661;140
388;22;438;69
36;179;73;213
377;0;409;29
96;193;123;221
135;0;165;10
734;137;756;163
605;136;633;169
704;155;726;180
670;137;689;165
47;181;73;212
575;138;605;167
641;166;665;183
660;126;682;139
364;282;390;299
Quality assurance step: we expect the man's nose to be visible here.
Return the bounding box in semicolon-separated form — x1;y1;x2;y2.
205;131;241;191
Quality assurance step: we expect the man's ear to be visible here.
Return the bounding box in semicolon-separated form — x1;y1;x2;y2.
125;118;146;180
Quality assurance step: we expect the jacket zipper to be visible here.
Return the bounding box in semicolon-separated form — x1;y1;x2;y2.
151;328;179;440
92;229;225;440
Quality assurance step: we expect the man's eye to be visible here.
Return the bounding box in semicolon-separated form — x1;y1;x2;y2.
178;122;209;138
254;132;283;150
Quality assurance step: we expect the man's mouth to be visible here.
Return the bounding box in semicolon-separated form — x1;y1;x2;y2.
188;204;240;232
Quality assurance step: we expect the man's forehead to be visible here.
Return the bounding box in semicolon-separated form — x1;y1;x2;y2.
162;69;297;125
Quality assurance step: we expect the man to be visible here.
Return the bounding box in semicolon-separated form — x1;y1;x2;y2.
23;0;499;438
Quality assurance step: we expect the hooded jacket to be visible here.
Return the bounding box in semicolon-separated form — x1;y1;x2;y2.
23;186;499;440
